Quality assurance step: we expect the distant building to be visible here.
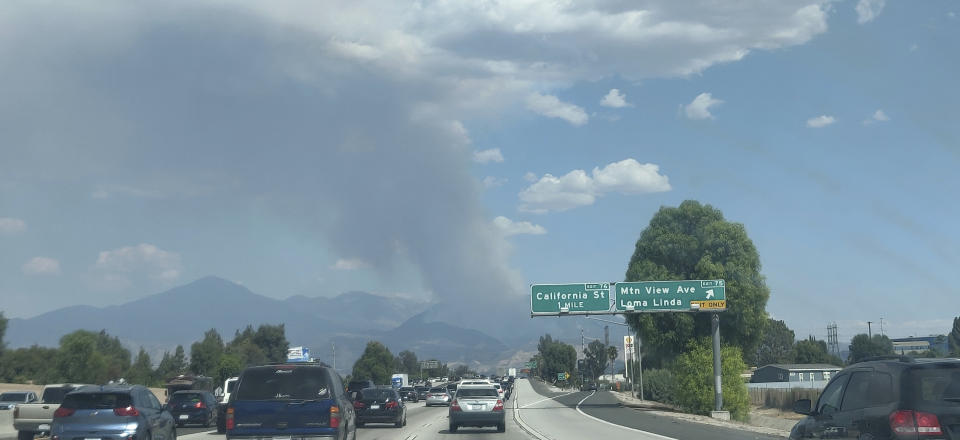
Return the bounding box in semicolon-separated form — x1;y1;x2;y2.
751;364;842;384
890;336;948;355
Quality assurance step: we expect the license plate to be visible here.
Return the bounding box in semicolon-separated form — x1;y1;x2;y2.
179;415;189;420
38;424;50;431
371;405;380;410
85;437;100;440
273;437;291;440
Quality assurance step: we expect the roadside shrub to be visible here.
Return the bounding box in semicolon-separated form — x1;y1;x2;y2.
642;369;677;405
673;338;751;421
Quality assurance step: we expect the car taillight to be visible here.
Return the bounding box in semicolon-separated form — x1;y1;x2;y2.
329;406;340;428
226;407;234;430
890;410;942;436
385;401;399;409
426;393;432;398
353;401;366;409
194;401;206;409
450;400;461;412
113;406;140;417
53;408;75;418
493;400;504;411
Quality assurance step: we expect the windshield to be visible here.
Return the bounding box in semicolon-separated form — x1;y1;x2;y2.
41;388;76;404
61;393;132;410
360;389;395;401
455;388;498;398
236;368;332;401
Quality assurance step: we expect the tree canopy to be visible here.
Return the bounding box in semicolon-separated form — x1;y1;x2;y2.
950;317;960;356
755;319;795;367
351;341;395;384
535;334;576;381
583;340;609;380
624;201;770;367
794;336;842;365
847;334;893;363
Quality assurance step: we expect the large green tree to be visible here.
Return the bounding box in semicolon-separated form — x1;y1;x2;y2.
55;330;110;383
396;350;419;376
949;317;960;356
352;341;395;385
624;201;770;367
252;324;288;363
755;319;796;367
848;334;893;363
583;340;609;380
190;329;225;376
0;345;60;383
126;348;155;386
794;336;842;365
156;345;189;380
536;334;576;382
0;311;7;356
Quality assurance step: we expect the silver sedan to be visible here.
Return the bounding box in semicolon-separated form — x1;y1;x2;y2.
424;388;451;406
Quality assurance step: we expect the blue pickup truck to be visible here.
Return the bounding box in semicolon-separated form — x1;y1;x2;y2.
226;363;357;440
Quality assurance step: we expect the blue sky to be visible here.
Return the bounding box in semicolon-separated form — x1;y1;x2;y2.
1;0;958;343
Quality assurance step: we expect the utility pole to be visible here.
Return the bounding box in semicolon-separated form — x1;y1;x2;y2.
332;342;336;371
604;326;610;379
867;321;873;338
880;318;884;337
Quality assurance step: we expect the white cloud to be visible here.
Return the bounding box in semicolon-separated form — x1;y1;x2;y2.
863;109;889;125
473;148;504;164
95;243;182;284
949;11;956;19
523;172;538;183
519;159;671;213
482;176;508;188
0;217;27;235
909;43;919;52
330;258;370;271
684;93;723;120
526;93;588;126
22;257;60;276
806;115;836;128
856;0;886;24
600;89;631;108
492;216;547;236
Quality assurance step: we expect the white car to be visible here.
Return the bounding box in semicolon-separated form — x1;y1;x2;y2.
492;383;505;400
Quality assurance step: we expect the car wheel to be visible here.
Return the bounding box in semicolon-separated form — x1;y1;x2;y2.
448;422;457;433
18;431;35;440
497;423;505;433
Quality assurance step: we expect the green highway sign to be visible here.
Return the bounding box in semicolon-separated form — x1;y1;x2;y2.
557;373;566;381
615;280;726;312
526;361;537;368
530;283;611;315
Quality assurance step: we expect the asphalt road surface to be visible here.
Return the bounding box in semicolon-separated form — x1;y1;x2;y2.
516;379;785;440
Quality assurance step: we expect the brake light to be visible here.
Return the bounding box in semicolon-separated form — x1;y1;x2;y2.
329;406;341;428
53;408;75;418
385;400;399;409
426;393;432;398
353;401;366;409
194;401;206;409
493;400;504;411
113;406;140;417
226;407;234;430
450;400;461;412
890;410;942;435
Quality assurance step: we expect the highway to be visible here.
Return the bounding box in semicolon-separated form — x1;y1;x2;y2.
168;378;786;440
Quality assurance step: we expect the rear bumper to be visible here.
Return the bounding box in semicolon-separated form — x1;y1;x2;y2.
449;411;504;427
227;435;337;440
228;428;340;440
14;421;53;432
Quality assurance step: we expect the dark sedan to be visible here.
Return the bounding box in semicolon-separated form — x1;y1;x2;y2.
167;390;217;427
354;388;406;428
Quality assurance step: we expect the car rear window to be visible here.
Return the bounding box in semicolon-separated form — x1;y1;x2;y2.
236;367;332;401
226;381;237;394
456;388;498;398
170;393;203;404
41;387;76;404
0;393;28;401
61;393;132;409
907;365;960;404
429;388;446;393
360;389;395;400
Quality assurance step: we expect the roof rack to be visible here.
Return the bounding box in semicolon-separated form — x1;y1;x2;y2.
853;355;915;364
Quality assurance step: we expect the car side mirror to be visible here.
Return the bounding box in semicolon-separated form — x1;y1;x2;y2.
793;399;812;415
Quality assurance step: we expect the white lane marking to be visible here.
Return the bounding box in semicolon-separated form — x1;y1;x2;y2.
520;390;580;408
575;392;677;440
404;434;417;440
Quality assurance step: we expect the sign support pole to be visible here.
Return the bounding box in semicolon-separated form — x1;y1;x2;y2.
637;330;644;401
712;313;722;411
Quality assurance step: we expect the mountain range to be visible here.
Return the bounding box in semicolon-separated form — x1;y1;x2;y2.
4;276;518;373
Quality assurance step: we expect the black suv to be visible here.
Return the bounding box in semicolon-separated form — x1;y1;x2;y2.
168;390;218;427
790;357;960;439
226;363;356;440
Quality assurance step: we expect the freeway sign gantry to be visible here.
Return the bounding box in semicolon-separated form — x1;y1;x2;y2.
615;279;726;312
530;283;611;315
